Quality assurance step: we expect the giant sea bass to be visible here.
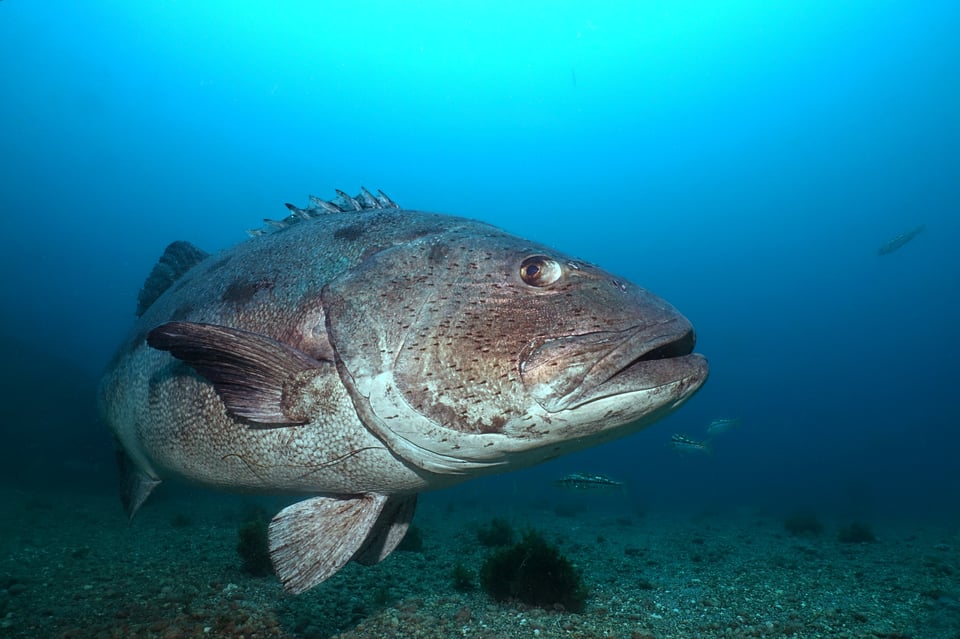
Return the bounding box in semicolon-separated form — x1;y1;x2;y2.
99;188;708;592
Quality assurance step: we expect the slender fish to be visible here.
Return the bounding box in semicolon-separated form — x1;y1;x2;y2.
554;472;625;492
706;417;740;436
670;433;711;454
878;225;925;256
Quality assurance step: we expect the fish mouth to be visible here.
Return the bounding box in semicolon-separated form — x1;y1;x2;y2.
616;327;697;370
521;322;709;413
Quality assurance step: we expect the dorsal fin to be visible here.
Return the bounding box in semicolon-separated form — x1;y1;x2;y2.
252;189;401;236
136;241;208;317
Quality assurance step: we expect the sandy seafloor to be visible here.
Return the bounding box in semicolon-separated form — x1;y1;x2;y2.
1;485;958;639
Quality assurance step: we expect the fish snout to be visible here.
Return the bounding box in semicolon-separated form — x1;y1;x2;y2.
520;310;706;414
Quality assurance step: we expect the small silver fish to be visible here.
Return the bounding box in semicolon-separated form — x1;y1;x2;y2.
670;433;711;454
706;417;740;436
878;225;925;256
554;472;625;492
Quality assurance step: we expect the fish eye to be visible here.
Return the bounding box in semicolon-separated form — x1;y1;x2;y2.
519;255;562;287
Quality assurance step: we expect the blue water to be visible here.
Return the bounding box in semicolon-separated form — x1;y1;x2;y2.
1;2;957;523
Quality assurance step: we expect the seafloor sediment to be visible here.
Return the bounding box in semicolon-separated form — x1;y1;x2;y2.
1;486;957;639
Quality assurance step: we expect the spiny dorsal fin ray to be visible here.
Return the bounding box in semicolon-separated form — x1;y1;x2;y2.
376;189;398;208
285;202;311;220
356;186;382;209
334;189;361;211
309;195;342;213
136;241;209;317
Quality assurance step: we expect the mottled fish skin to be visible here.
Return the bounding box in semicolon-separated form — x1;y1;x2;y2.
99;190;709;592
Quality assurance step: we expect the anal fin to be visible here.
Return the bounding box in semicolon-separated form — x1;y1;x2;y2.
353;494;418;566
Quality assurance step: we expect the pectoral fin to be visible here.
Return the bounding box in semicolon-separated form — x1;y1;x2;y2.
147;321;326;426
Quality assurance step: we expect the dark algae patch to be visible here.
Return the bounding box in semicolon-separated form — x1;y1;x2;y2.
837;521;877;544
477;517;514;547
784;511;824;536
396;523;424;552
480;529;588;613
237;515;272;576
451;562;475;592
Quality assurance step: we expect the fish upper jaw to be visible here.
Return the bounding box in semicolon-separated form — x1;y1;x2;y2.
519;318;708;414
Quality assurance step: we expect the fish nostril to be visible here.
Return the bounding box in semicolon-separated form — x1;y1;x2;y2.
610;279;627;292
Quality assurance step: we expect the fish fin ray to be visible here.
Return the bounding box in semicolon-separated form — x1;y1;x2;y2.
146;321;325;426
269;494;387;594
255;189;399;234
136;241;209;317
352;494;418;566
116;446;161;519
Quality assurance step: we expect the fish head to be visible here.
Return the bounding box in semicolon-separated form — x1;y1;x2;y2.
322;216;708;478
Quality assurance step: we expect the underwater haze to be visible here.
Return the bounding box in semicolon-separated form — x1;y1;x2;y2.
3;0;959;514
1;1;959;636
